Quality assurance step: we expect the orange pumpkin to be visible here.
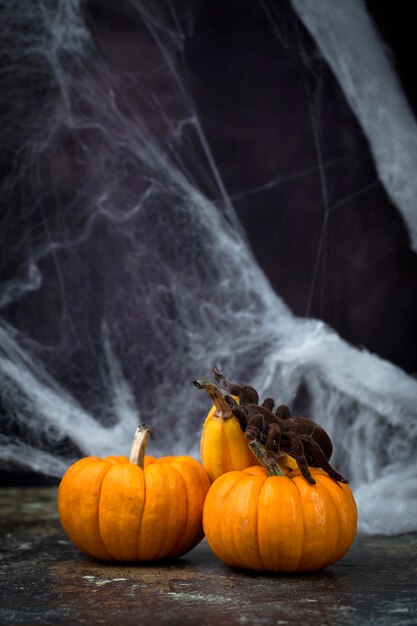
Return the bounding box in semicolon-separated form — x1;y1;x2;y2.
58;425;210;561
203;442;357;572
195;379;258;482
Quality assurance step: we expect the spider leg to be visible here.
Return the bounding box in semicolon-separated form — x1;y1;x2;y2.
299;435;349;483
264;423;282;465
224;394;238;407
281;431;316;485
238;385;259;404
229;403;249;432
244;414;267;444
276;405;291;420
262;397;275;411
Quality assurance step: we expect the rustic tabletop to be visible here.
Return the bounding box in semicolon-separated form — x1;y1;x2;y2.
0;487;416;625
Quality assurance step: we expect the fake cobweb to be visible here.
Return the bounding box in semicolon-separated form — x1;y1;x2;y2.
1;0;416;534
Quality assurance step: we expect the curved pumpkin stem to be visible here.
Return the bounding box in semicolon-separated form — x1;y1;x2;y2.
129;424;152;469
193;378;234;420
248;439;285;478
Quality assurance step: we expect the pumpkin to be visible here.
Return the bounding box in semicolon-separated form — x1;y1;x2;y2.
203;440;357;572
58;425;210;561
195;378;258;482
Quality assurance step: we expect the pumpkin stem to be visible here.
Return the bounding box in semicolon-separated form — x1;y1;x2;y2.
129;424;152;469
248;439;285;477
193;378;233;419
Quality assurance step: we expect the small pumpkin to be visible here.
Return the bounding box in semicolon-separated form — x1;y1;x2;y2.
203;440;357;572
194;378;258;482
58;425;210;561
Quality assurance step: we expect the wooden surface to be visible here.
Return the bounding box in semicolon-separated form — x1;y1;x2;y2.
1;487;416;625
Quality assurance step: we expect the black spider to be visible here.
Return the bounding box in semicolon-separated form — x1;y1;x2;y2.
213;366;347;485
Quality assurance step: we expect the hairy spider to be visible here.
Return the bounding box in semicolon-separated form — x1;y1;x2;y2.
213;367;347;485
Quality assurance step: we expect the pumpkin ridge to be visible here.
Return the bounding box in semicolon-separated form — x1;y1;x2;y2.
310;475;341;569
212;473;247;567
58;457;96;539
167;459;208;557
222;421;233;474
100;462;147;561
97;462;120;560
132;463;146;562
291;471;308;571
216;477;241;567
154;461;188;560
291;470;341;571
255;479;267;571
257;475;303;571
136;461;148;560
252;474;268;570
203;472;240;565
229;475;265;570
315;475;357;567
139;462;187;560
72;457;114;560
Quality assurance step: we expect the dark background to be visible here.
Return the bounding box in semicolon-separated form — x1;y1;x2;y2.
1;0;417;485
78;0;417;370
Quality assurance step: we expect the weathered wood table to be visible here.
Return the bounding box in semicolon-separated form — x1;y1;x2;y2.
1;487;416;625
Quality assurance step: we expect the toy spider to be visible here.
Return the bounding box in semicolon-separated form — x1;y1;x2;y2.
213;367;347;485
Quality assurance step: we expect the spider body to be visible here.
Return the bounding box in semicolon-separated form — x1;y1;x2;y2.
213;367;347;485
